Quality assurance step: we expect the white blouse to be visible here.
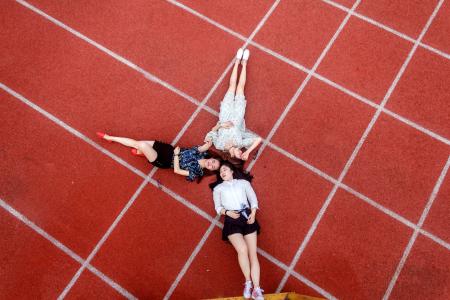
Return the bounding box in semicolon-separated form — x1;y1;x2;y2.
213;179;259;215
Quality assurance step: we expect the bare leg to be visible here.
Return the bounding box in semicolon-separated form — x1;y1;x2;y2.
104;135;157;162
236;60;247;96
227;60;240;94
228;233;251;281
244;232;260;287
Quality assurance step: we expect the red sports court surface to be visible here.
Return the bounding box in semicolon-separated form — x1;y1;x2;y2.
1;0;449;299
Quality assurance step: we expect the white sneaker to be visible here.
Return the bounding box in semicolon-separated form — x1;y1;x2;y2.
242;49;250;61
236;48;244;60
243;280;253;299
251;286;264;300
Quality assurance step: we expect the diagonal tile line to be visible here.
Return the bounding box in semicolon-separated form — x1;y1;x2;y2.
321;0;450;60
383;155;450;299
15;0;202;108
6;0;450;297
163;217;219;300
57;179;149;299
164;0;450;146
3;80;449;299
276;0;446;292
0;198;138;300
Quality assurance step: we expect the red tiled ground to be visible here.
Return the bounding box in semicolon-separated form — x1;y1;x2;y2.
0;92;143;257
386;47;450;140
272;78;374;178
344;114;450;223
389;235;450;299
317;17;412;103
0;208;80;299
423;0;450;54
90;185;210;299
177;0;274;36
1;1;197;174
28;0;243;100
254;0;347;68
1;0;449;299
251;148;334;265
330;0;356;9
356;0;439;38
67;271;125;300
423;172;450;244
283;277;325;299
207;44;307;138
171;227;286;299
296;189;412;299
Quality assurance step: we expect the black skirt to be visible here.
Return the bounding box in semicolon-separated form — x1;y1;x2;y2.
222;208;260;241
150;141;174;169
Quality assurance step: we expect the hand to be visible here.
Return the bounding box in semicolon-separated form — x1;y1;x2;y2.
221;121;234;129
241;151;250;161
226;211;240;219
174;146;180;155
205;139;212;147
247;212;256;224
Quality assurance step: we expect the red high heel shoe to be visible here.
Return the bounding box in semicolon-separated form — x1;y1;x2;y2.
131;148;144;156
96;132;112;142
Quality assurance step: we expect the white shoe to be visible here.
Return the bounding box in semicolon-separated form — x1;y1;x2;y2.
242;49;250;61
236;48;244;60
252;287;264;300
243;280;253;299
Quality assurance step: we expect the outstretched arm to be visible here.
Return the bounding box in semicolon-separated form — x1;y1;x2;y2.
241;137;262;161
198;140;213;153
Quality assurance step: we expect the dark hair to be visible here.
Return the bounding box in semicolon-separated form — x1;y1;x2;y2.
196;151;223;184
208;160;253;190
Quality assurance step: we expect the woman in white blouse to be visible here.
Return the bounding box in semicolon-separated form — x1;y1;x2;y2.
209;161;264;300
205;48;262;161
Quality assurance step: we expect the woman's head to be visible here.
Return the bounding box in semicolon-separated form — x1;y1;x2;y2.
219;161;235;181
204;158;220;171
209;160;253;190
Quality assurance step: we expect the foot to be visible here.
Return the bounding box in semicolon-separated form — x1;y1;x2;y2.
236;48;244;61
242;49;250;62
251;287;264;300
243;280;253;299
96;132;112;142
131;148;144;156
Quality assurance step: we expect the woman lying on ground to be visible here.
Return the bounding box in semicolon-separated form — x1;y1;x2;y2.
209;161;264;299
97;132;220;182
205;48;262;161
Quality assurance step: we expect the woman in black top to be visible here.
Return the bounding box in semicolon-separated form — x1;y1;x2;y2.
96;132;220;182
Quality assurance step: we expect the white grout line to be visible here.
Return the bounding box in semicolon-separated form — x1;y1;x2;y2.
247;0;355;172
4;77;449;298
0;198;137;299
256;248;336;300
165;0;450;147
383;155;450;299
163;218;219;299
276;0;446;292
321;0;450;60
85;265;137;299
7;0;450;297
419;228;450;251
290;272;337;300
0;83;147;178
3;83;448;300
58;178;149;299
15;0;202;109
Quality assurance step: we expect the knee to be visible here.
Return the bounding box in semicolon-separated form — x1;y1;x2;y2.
236;245;249;256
